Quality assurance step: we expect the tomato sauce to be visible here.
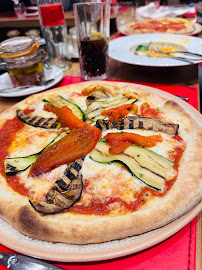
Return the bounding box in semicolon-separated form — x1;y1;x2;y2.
169;135;185;164
7;175;32;197
139;102;160;118
68;177;177;215
0;115;33;197
68;198;119;215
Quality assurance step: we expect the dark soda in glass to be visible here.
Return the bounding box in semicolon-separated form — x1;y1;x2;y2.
79;36;108;79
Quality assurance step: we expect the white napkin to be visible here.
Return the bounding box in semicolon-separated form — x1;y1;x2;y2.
136;3;196;21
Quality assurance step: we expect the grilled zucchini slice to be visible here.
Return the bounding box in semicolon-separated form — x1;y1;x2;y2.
44;95;85;121
85;97;137;122
90;139;174;190
4;132;68;174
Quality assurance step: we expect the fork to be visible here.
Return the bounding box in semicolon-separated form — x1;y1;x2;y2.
135;50;200;63
154;49;202;58
0;79;55;93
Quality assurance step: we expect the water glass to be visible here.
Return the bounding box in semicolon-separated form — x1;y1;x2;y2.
113;1;136;33
73;2;110;81
14;2;26;18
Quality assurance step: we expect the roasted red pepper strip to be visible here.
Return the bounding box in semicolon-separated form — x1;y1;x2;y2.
29;106;101;177
104;132;163;154
45;105;85;129
101;104;135;122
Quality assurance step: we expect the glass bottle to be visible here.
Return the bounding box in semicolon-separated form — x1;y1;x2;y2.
37;0;72;70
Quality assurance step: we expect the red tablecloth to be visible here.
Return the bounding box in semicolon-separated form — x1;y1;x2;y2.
0;76;199;270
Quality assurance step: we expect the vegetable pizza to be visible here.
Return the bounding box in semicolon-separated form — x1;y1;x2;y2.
0;81;201;245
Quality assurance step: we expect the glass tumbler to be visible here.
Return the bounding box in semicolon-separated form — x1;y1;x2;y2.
73;2;110;81
113;1;136;33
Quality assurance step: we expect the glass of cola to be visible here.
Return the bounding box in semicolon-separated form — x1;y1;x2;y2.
73;1;110;80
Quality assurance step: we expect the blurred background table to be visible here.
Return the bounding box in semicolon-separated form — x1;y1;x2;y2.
0;10;75;28
0;10;76;42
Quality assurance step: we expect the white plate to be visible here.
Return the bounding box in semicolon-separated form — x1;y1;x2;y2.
109;33;202;67
0;66;63;98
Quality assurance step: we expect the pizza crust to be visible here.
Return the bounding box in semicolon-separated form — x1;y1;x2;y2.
0;81;201;244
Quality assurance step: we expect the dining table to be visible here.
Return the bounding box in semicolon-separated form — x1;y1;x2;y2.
0;51;201;269
0;10;75;28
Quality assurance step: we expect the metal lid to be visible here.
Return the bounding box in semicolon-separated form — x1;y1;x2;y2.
0;36;40;58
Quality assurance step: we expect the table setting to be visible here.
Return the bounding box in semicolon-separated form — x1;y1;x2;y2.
0;0;201;270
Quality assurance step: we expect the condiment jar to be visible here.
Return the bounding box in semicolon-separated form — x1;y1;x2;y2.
0;36;45;87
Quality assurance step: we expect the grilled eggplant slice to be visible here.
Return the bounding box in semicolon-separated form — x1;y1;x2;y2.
17;97;85;129
17;110;61;129
82;84;115;98
96;116;179;135
30;157;85;214
86;89;113;107
85;97;137;122
4;132;68;174
43;95;85;121
90;140;174;190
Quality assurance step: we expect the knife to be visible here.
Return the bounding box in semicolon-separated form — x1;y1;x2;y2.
0;252;63;270
0;79;55;93
174;95;189;101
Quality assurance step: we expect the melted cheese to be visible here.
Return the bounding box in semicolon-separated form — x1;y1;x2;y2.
20;164;67;200
81;156;144;206
8;127;60;157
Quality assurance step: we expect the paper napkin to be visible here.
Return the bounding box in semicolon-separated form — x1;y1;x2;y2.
136;3;196;21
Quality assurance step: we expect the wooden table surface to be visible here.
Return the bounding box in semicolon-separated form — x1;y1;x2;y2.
0;11;75;28
0;58;201;268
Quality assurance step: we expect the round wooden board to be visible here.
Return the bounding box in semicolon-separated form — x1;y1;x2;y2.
0;202;201;262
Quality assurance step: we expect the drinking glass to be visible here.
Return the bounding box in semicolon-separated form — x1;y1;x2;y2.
73;2;110;81
13;1;26;18
113;1;136;33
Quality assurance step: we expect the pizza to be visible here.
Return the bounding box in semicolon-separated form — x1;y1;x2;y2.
124;17;195;35
0;81;201;245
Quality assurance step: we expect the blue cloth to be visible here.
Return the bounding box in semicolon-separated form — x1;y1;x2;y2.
62;0;71;11
62;0;79;11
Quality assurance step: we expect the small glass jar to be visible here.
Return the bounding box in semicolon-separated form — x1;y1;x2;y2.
0;36;45;87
